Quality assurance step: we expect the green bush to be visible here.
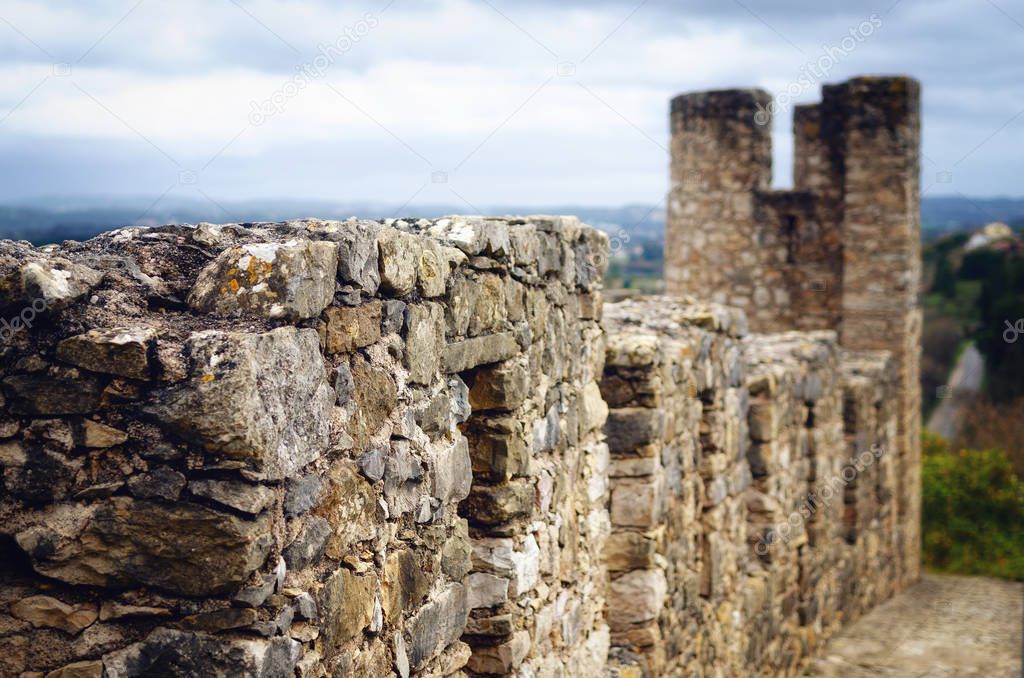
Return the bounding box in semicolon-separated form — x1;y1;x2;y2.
922;431;1024;580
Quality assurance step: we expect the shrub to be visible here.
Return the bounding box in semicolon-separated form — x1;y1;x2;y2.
921;431;1024;580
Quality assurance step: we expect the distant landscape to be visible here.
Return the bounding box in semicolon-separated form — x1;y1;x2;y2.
3;195;1022;294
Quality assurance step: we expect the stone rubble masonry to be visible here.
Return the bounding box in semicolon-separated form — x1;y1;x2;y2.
0;210;915;674
601;297;905;677
666;75;922;586
0;215;611;678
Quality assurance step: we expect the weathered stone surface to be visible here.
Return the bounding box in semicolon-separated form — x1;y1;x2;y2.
381;299;406;334
407;583;468;669
190;478;276;515
102;628;301;677
10;595;98;635
148;327;333;479
189;240;338;320
321;460;378;559
466;571;509;609
0;253;102;310
604;531;657;572
180;606;258;632
441;519;472;580
383;440;425;517
417;239;449;298
429;436;472;506
283;516;331;569
348;356;398;447
607;570;667;628
323;301;382;353
4;371;104;415
382;549;431;621
45;659;105;678
320;569;376;655
99;602;172;621
466;630;530;674
330;220;381;294
442;332;519;373
56;327;154;380
405;302;444;385
378;228;421;296
468;273;507;336
466;359;529;411
126;466;187;501
605;408;663;454
80;419;128;448
284;474;322;517
467;430;529;482
462;480;533;525
18;497;273;596
610;479;661;528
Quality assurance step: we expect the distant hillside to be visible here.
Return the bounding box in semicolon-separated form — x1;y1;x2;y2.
0;195;1018;245
921;196;1024;237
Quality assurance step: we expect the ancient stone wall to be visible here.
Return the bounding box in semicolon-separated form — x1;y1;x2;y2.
665;75;922;588
600;297;904;677
0;214;915;677
0;216;610;677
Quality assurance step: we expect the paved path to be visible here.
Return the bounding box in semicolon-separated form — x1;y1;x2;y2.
808;574;1023;677
927;342;984;440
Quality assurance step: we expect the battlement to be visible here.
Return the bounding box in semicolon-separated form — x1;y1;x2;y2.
666;74;923;590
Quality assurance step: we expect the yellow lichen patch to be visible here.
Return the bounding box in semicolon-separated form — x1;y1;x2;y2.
201;373;216;384
245;257;273;284
227;279;240;293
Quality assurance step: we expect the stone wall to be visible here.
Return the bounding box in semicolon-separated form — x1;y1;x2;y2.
665;75;922;588
0;216;610;677
600;297;905;677
0;215;915;677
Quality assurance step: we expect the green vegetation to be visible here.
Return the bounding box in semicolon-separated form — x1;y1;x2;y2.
922;431;1024;580
921;230;1024;415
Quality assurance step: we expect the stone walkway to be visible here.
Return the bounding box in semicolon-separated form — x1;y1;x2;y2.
808;574;1023;677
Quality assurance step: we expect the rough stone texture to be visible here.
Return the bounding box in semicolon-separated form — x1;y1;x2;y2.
600;297;904;677
0;160;919;674
665;76;922;586
0;215;611;677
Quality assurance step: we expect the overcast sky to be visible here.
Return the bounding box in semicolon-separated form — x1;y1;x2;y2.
0;0;1021;213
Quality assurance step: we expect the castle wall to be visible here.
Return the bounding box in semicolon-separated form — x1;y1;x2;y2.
601;297;903;677
0;212;917;677
0;216;611;677
666;75;922;586
831;78;923;583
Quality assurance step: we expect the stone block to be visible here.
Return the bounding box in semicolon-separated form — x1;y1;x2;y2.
462;480;533;526
466;359;529;411
605;408;664;454
189;240;338;320
407;583;468;669
18;498;273;596
442;333;519;373
607;569;667;628
148;327;333;479
323;301;382;353
56;327;154;380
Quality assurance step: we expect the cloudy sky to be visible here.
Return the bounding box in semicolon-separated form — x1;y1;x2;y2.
0;0;1021;214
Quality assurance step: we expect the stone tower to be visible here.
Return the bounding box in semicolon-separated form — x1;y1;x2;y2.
666;75;922;582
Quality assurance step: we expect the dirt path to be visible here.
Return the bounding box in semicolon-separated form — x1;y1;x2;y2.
808;574;1023;677
927;342;984;440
